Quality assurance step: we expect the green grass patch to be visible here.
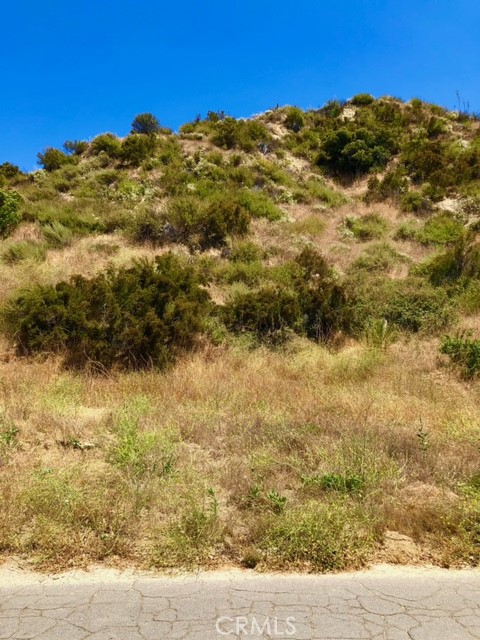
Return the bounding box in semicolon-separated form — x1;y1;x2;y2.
344;213;388;241
1;240;47;264
260;499;377;571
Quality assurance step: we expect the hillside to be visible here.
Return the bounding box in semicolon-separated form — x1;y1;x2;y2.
0;95;480;572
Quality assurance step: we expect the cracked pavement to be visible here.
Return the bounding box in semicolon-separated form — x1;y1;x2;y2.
0;565;479;639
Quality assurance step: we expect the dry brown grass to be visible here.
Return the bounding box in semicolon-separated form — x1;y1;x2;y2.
0;334;479;571
250;197;439;276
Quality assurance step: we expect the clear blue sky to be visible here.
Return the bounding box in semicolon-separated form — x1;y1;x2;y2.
1;0;479;170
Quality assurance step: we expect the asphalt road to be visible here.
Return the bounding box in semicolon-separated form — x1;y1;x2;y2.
0;564;479;639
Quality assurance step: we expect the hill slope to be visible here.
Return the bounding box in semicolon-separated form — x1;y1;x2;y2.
0;96;479;571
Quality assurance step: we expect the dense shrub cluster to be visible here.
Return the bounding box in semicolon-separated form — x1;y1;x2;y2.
4;255;209;370
223;286;302;343
121;134;156;166
0;189;22;237
365;169;409;204
8;99;480;367
317;127;394;176
37;148;72;172
223;248;348;342
132;195;252;250
0;162;22;181
167;196;251;250
350;93;375;106
284;107;305;132
91;133;122;158
212;117;272;152
181;113;272;152
401;137;480;194
346;275;453;333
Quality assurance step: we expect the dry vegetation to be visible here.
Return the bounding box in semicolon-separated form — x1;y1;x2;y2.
0;98;480;571
1;337;480;571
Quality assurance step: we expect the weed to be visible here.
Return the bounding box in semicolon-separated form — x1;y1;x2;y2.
363;318;396;350
260;499;377;571
441;333;480;379
301;473;365;493
109;400;178;480
416;420;430;453
266;489;287;513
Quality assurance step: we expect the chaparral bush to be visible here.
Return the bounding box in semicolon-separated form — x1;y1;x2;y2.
4;254;210;370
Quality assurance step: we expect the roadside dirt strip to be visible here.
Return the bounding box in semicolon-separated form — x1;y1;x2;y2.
0;563;479;639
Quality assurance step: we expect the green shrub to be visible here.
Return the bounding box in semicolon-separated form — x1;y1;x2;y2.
0;162;22;180
197;198;251;248
95;169;119;187
0;189;22;237
214;260;264;286
212;117;271;152
320;99;345;118
441;334;480;379
284;107;305;132
423;233;480;285
63;140;88;156
318;127;393;176
416;212;465;245
91;133;122;158
121;134;156;166
230;240;263;263
394;220;421;241
223;286;302;343
156;137;183;166
37;148;72;172
366;169;408;203
350;93;375;106
131;113;161;135
4;254;210;370
458;281;480;314
166;195;251;250
400;191;432;214
223;248;348;343
384;281;453;332
347;276;453;334
235;189;283;220
350;243;405;273
129;209;165;245
344;213;388;240
293;247;347;340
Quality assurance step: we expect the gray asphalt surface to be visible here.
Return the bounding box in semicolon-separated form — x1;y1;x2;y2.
0;564;479;639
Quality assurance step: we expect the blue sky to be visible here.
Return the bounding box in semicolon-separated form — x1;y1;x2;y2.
1;0;479;170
